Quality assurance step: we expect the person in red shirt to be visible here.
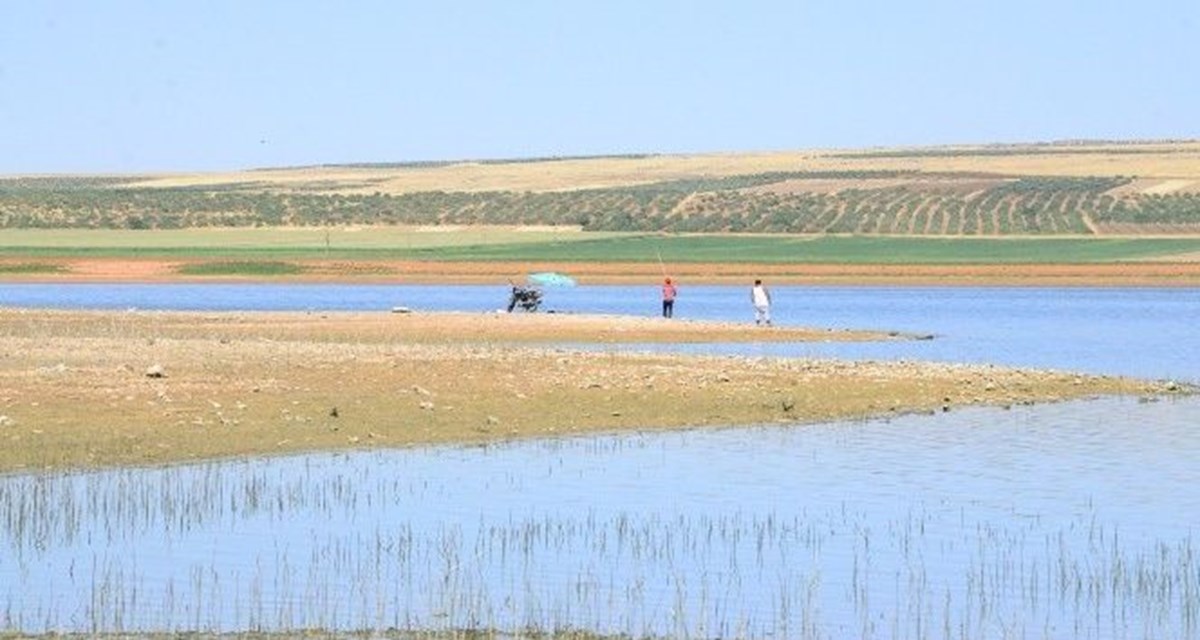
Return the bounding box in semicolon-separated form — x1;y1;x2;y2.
661;277;678;318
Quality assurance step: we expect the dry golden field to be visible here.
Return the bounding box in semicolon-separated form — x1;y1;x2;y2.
121;142;1200;195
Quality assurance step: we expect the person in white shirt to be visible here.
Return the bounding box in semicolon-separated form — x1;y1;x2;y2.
751;279;772;326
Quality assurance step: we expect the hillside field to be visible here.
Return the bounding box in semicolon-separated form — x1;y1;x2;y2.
4;141;1200;236
2;141;1198;284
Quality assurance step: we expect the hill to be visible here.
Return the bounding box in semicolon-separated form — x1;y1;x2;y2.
3;141;1200;235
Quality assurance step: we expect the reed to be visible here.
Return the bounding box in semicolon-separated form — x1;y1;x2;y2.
2;443;1197;638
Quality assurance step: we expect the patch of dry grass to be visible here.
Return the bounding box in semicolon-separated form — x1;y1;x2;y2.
120;143;1200;195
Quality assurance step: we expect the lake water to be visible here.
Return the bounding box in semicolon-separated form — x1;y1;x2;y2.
1;284;1198;638
3;282;1198;381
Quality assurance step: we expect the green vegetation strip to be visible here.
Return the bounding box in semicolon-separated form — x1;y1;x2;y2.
0;262;64;274
174;260;307;276
5;234;1194;264
0;227;613;249
407;235;1200;264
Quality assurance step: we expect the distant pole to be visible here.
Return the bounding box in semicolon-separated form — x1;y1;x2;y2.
325;227;330;257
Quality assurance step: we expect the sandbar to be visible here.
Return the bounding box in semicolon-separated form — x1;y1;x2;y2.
0;308;1179;473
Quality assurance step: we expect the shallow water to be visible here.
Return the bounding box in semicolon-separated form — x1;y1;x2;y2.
4;283;1199;381
1;284;1198;638
3;397;1197;637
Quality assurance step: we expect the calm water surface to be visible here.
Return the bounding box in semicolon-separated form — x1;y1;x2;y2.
3;282;1197;380
1;284;1198;638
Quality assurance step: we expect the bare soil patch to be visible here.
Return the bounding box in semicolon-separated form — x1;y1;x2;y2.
0;308;1176;473
1091;223;1200;236
1108;178;1200;196
5;257;1200;286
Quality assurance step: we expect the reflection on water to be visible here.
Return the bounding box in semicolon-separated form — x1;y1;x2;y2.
3;397;1198;637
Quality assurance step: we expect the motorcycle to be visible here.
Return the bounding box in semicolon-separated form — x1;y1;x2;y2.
506;284;543;312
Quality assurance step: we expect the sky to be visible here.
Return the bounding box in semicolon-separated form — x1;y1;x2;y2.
2;0;1198;174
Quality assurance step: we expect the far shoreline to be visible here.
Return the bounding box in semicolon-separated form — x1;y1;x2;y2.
3;257;1200;287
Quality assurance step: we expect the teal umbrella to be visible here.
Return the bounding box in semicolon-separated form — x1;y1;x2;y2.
527;272;577;287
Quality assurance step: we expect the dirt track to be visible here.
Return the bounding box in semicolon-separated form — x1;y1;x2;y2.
10;257;1200;286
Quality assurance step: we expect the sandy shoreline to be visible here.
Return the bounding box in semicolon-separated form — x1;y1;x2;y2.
0;308;1182;474
5;257;1200;286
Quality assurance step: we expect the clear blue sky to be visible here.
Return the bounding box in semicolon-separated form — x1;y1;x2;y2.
3;0;1197;174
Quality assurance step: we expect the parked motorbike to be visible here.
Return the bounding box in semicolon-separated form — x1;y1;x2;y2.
506;285;543;312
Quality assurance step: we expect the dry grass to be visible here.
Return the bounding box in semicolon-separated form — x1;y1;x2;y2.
1109;178;1200;196
120;143;1200;195
0;308;1174;473
853;150;1200;181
